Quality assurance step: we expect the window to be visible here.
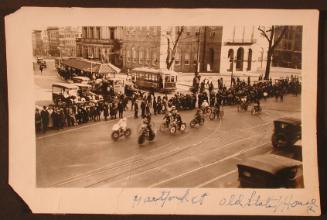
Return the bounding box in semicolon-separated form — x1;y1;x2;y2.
139;49;144;64
127;50;131;62
145;48;150;65
210;31;216;38
110;28;115;40
96;27;101;39
184;53;190;65
175;49;181;65
132;48;137;63
89;27;94;38
193;53;197;65
171;76;175;82
165;75;170;82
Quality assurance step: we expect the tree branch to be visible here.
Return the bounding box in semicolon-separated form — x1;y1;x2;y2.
258;26;271;42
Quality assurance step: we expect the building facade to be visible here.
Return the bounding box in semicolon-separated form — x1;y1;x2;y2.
32;30;43;57
58;27;81;57
120;26;223;73
220;26;266;74
272;26;302;69
47;27;60;57
76;26;123;67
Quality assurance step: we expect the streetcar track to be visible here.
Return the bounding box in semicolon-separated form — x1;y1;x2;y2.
149;142;269;188
50;121;270;187
88;131;264;187
84;122;222;187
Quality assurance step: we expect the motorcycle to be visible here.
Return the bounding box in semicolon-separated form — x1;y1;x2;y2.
160;118;186;134
111;124;132;141
138;124;156;144
190;116;205;128
201;106;212;116
251;105;262;115
209;106;224;120
168;120;187;134
237;101;249;112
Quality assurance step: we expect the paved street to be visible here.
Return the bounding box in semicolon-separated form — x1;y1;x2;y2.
36;94;301;188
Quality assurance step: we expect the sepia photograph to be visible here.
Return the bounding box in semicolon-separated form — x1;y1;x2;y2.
6;8;320;215
34;25;303;188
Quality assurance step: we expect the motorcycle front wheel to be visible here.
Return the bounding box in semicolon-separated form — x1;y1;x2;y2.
111;131;120;141
190;119;196;128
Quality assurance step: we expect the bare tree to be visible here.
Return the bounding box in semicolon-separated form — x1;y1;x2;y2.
258;26;288;80
166;26;184;70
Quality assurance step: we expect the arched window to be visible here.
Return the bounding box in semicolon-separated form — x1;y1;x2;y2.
236;47;244;71
247;49;252;71
227;49;234;71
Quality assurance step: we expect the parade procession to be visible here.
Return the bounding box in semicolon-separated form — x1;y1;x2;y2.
34;25;304;188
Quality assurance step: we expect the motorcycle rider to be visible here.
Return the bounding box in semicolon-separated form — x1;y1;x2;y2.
116;117;127;133
142;114;154;135
194;109;204;123
171;106;182;129
201;99;209;113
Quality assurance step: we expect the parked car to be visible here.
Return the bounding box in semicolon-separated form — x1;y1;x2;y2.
271;117;301;148
237;154;303;188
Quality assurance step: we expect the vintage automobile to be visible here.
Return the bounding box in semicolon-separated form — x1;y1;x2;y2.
74;83;103;103
237;154;303;188
52;83;79;105
72;76;91;84
271;117;301;148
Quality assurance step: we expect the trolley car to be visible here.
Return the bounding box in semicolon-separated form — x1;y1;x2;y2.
131;67;177;92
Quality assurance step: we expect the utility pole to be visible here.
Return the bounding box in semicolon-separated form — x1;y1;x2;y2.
230;56;234;88
195;27;201;74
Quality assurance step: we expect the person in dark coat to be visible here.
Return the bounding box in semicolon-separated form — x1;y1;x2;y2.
35;109;42;133
141;99;146;118
118;101;124;118
134;100;139;118
153;97;157;115
103;103;109;121
41;106;49;133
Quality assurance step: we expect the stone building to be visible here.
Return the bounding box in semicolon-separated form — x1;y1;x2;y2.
220;26;266;74
58;27;81;57
76;26;123;67
32;30;43;57
272;26;302;69
47;27;60;57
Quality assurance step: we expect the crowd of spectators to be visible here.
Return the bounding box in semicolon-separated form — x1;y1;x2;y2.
36;74;301;134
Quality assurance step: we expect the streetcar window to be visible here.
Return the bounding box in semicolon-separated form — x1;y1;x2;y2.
171;76;175;82
165;75;170;82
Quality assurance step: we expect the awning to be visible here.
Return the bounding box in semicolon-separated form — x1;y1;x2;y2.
60;58;121;75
